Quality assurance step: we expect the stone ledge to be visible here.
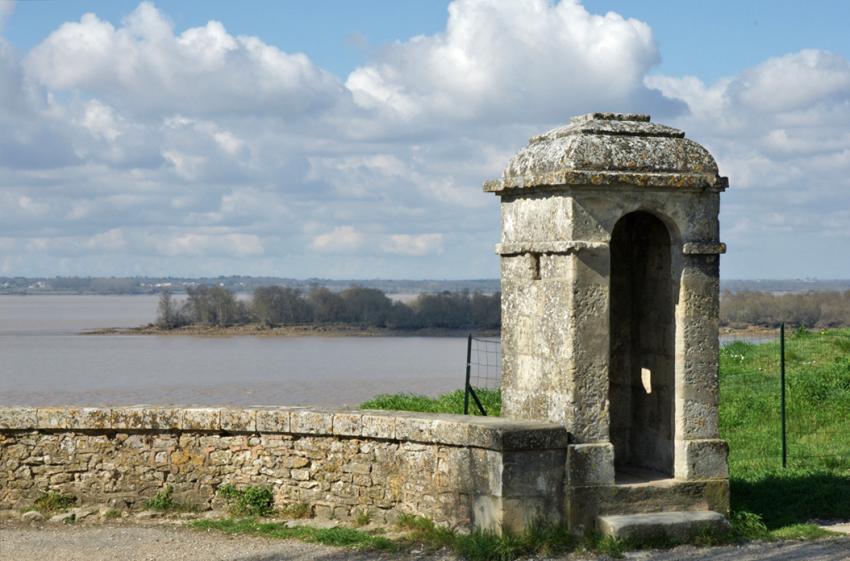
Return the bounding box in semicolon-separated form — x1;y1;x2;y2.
496;240;607;256
682;242;726;255
0;406;569;452
597;510;729;541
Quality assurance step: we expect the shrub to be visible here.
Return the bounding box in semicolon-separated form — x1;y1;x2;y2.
218;484;274;517
34;490;76;513
145;486;174;511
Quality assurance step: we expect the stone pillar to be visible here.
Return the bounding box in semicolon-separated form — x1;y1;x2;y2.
484;113;730;528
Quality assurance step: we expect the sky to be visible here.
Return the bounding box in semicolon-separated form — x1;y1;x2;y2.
1;1;849;280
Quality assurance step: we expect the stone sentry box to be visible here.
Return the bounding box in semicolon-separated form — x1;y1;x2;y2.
484;113;730;530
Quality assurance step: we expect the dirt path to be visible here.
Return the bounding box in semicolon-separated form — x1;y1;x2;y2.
1;523;848;561
0;523;446;561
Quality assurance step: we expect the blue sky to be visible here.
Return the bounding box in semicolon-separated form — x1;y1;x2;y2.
1;0;849;279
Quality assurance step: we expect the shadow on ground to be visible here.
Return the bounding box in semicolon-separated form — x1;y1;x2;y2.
732;470;850;528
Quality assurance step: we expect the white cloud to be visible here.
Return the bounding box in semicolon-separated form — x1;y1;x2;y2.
346;0;669;125
310;226;364;253
24;3;345;117
155;232;264;257
0;1;13;30
382;233;444;256
649;48;850;275
2;1;849;278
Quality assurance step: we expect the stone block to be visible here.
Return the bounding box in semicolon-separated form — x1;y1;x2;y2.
181;408;221;431
0;408;37;430
676;398;720;440
256;409;290;433
290;410;333;435
221;409;257;433
112;407;181;431
359;413;395;439
393;415;434;442
597;511;729;541
502;496;557;533
331;412;362;437
429;418;471;446
676;439;728;480
471;495;501;532
36;408;76;429
77;408;112;429
567;443;614;487
502;449;566;497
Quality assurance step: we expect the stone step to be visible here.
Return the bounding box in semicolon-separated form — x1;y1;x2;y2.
597;510;729;542
607;478;725;514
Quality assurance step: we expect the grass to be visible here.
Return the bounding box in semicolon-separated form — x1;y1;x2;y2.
33;491;76;513
721;328;850;529
281;502;312;519
192;515;626;560
360;388;501;416
217;484;275;517
145;486;174;511
191;518;396;551
144;485;199;513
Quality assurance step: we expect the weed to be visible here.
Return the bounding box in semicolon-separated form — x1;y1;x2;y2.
397;515;578;560
103;509;121;519
281;502;311;519
771;524;839;540
190;518;395;551
33;491;76;513
730;511;770;540
353;509;370;527
217;484;274;517
145;485;174;511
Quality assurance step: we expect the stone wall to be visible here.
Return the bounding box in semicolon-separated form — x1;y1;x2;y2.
0;406;568;533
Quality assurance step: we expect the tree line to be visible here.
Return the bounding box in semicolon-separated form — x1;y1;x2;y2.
720;290;850;328
156;286;850;331
157;285;501;331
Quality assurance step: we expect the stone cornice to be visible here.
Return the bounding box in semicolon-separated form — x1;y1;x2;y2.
0;406;570;452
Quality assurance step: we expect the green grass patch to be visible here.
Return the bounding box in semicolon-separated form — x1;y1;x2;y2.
360;388;501;416
721;328;850;529
217;484;275;517
191;518;395;551
397;514;617;560
194;515;622;560
771;524;839;540
145;485;174;511
33;491;76;513
281;502;312;519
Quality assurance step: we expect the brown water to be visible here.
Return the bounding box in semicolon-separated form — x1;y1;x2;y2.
0;295;466;407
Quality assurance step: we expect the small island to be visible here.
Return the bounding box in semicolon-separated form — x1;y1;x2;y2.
89;285;501;337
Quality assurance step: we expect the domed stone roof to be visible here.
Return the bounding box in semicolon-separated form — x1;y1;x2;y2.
484;113;727;193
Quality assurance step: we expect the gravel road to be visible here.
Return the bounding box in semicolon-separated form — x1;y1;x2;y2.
1;523;848;561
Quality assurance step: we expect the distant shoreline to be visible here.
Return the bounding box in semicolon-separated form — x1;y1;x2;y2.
85;323;499;338
87;323;788;339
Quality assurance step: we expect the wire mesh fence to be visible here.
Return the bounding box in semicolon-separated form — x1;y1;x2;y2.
464;326;850;471
719;327;783;470
783;327;850;469
717;324;850;472
463;334;501;415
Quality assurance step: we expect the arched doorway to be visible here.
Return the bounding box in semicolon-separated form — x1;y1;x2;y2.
609;211;675;479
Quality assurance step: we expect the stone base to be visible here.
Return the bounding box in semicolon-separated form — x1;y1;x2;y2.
567;478;729;531
597;510;729;542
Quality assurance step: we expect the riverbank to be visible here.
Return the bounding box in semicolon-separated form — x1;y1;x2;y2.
85;323;498;338
89;323;784;339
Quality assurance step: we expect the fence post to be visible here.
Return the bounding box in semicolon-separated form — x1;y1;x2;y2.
464;333;472;415
780;323;787;468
